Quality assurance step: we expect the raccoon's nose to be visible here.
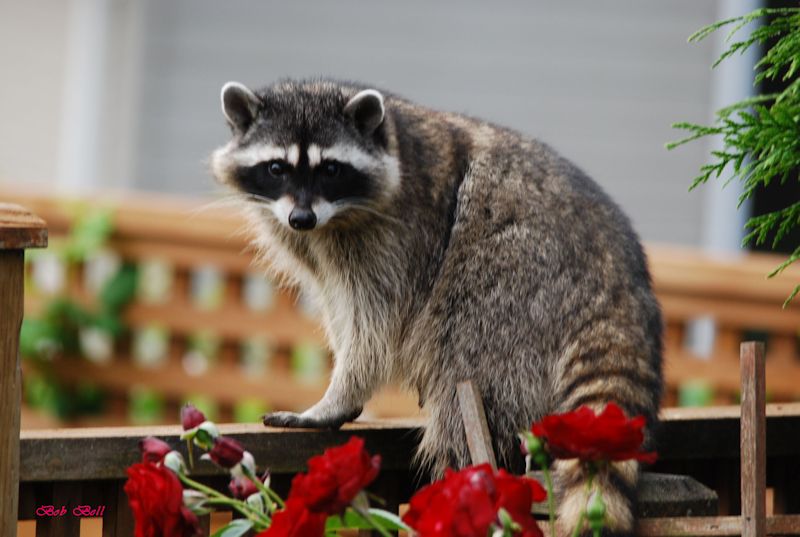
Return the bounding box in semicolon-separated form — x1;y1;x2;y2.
288;207;317;230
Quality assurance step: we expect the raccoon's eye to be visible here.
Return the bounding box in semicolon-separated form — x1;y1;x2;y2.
267;160;287;177
320;161;340;178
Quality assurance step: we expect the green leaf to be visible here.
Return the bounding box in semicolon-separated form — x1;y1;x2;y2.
20;318;60;359
671;6;800;305
99;264;138;313
325;510;371;531
324;508;413;532
64;209;114;262
210;519;254;537
783;284;800;309
367;508;413;532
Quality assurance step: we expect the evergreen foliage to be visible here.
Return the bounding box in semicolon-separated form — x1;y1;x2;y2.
667;7;800;305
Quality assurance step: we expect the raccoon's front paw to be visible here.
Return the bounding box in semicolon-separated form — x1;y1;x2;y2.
262;411;318;429
262;407;362;430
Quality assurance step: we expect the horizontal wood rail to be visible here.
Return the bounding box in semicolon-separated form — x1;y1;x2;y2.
18;404;800;482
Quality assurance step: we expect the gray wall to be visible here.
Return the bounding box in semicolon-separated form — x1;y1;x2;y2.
135;1;718;245
0;1;720;246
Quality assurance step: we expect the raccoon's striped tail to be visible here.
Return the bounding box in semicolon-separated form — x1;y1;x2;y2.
553;458;639;537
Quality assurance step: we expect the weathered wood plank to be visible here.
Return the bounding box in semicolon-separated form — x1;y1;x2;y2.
18;403;800;482
740;342;766;537
21;421;422;481
1;251;24;537
636;514;800;536
456;380;497;469
0;203;47;249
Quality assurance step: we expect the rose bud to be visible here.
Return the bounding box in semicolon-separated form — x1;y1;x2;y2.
229;475;259;499
205;437;245;468
139;436;172;463
181;403;206;431
163;451;187;474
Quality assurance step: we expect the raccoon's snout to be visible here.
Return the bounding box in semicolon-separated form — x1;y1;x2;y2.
288;207;317;231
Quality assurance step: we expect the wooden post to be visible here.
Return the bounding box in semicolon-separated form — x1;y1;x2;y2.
0;204;47;536
740;341;766;537
456;380;497;469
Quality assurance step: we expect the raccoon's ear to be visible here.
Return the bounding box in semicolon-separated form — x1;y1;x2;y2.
221;82;260;134
344;89;385;136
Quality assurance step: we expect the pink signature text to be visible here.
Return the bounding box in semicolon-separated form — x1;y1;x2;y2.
35;505;107;517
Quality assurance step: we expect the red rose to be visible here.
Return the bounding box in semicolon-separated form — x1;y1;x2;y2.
207;437;245;468
181;404;206;431
287;436;380;515
403;464;544;537
531;403;657;463
139;437;172;464
495;470;546;537
124;462;201;537
256;498;326;537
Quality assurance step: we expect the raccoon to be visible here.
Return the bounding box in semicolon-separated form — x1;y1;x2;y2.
211;79;663;536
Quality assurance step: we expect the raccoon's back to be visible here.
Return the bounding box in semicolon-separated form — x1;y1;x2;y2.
438;130;663;414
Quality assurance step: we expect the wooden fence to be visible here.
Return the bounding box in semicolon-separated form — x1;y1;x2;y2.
3;202;800;536
3;190;799;428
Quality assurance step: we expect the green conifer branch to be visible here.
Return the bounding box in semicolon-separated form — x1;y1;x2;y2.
668;7;800;305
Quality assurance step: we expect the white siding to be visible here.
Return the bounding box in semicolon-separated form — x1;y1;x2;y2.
136;1;718;244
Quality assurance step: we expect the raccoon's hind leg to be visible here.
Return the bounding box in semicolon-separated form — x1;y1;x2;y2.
552;333;661;537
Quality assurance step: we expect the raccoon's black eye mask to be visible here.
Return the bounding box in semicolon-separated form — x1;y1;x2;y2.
234;159;374;203
235;161;287;200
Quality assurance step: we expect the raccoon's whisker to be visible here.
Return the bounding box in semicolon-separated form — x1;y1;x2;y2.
186;195;245;217
243;193;275;205
333;199;404;226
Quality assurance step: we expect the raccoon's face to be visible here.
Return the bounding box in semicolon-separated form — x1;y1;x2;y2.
211;80;400;231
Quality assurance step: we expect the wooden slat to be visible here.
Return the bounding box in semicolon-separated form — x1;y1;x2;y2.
768;334;798;365
1;251;24;537
741;342;766;537
772;457;800;514
456;380;497;469
0;190;244;250
102;480;135;537
34;482;81;537
636;515;800;536
665;354;800;401
659;295;800;334
0;203;48;250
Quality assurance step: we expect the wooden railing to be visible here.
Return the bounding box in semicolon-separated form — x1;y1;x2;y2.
3;202;800;536
2;189;798;427
14;401;800;534
650;247;800;405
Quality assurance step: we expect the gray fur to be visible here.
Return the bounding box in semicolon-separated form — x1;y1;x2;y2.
211;78;663;534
